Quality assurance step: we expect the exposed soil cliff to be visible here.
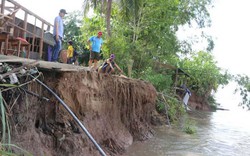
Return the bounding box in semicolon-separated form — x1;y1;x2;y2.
3;68;157;156
188;93;210;111
176;89;211;111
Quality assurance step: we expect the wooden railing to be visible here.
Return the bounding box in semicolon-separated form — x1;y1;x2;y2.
0;0;54;58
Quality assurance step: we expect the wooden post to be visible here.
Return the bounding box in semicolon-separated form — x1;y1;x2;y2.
26;44;30;58
4;33;9;55
173;68;179;94
12;5;17;29
31;18;36;53
23;12;28;38
17;39;21;56
0;0;5;31
1;0;5;14
39;22;44;59
0;33;9;55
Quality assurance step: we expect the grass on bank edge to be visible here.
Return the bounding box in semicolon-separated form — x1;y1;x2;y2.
1;90;32;156
0;144;33;156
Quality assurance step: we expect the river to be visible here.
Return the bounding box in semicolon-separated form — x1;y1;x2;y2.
123;109;250;156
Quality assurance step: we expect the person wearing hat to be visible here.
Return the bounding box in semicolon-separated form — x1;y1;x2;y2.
87;31;103;70
51;9;67;62
97;54;123;74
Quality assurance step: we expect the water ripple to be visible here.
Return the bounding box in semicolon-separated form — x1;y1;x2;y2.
124;110;250;156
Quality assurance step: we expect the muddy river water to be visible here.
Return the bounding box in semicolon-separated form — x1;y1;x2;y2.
123;109;250;156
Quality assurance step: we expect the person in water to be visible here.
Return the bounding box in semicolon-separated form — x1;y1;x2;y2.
98;54;123;74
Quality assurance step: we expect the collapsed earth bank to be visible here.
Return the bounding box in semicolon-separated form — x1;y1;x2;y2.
8;68;157;156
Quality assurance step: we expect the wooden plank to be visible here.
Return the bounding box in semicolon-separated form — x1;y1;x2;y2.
3;15;13;20
0;8;19;27
0;55;89;72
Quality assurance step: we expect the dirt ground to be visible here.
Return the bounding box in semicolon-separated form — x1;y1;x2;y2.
3;67;157;156
188;93;210;111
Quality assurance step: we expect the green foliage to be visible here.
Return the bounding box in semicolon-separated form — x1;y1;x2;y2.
140;67;173;92
81;15;106;36
207;95;217;110
233;75;250;110
0;150;17;156
64;11;84;51
157;93;185;125
81;15;107;52
0;143;32;156
65;0;231;109
183;119;197;134
178;51;231;98
167;97;186;123
105;33;131;70
156;100;165;113
78;0;214;77
209;104;217;111
0;91;11;153
0;91;6;143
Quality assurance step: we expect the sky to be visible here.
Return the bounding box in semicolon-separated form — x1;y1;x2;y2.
209;0;250;76
13;0;250;109
176;0;250;109
14;0;84;24
207;0;250;109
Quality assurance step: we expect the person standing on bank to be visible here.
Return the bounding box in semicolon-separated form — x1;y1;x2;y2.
67;40;74;64
87;31;103;70
51;9;67;62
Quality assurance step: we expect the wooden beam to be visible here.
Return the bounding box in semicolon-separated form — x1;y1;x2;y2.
0;33;9;54
1;0;5;14
17;39;21;56
23;12;28;38
0;7;19;28
26;44;30;58
39;22;44;58
31;18;36;53
7;22;39;38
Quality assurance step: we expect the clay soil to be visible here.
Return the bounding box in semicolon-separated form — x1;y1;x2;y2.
188;93;211;111
2;67;157;156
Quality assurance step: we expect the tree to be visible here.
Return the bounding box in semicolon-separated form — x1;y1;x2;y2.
106;0;112;37
64;11;84;51
178;51;230;105
82;0;112;37
233;75;250;110
77;0;236;109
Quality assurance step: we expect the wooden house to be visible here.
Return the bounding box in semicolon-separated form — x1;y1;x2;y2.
0;0;54;60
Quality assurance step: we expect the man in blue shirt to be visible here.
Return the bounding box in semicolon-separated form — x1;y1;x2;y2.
51;9;67;62
87;31;103;70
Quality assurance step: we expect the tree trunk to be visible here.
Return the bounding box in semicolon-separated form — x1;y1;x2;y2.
106;0;112;37
100;0;104;17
